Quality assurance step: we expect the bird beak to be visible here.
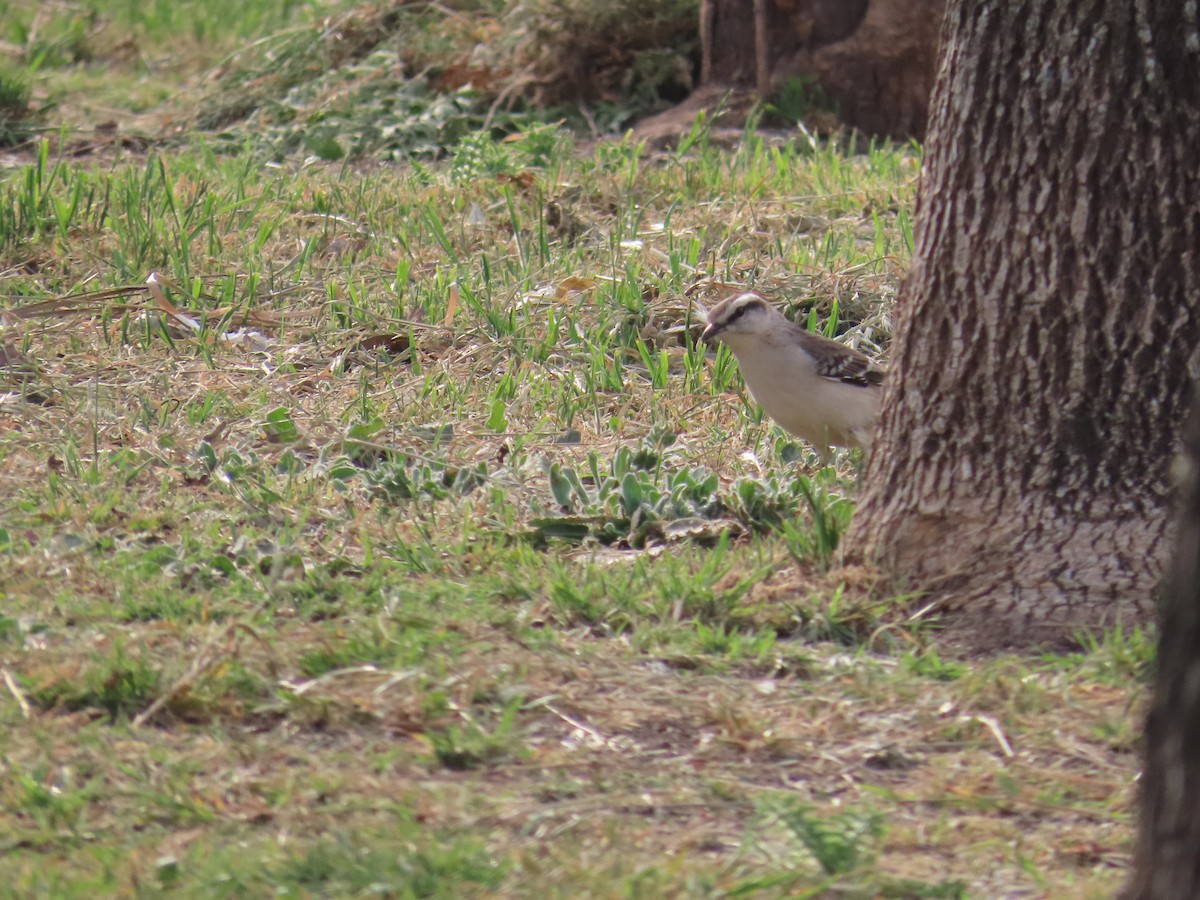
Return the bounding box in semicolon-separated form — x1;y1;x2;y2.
701;322;722;345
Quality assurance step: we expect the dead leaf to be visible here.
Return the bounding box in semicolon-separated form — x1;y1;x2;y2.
445;282;460;327
555;276;596;301
145;273;200;333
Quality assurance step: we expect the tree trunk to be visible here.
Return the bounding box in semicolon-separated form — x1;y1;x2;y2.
1123;388;1200;898
848;0;1200;647
702;0;944;137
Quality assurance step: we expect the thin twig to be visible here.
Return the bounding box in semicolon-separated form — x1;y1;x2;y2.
132;625;238;728
280;664;383;696
543;702;609;748
975;714;1015;759
2;668;31;719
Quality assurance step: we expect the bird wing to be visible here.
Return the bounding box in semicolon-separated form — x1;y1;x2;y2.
817;354;885;388
804;333;886;388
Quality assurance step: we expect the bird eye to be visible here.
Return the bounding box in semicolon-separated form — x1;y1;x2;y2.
729;304;747;322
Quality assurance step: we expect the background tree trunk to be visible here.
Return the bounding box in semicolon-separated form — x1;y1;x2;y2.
636;0;943;143
704;0;944;137
1124;388;1200;898
848;0;1200;647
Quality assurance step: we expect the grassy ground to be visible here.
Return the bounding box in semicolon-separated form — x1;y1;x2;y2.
0;2;1147;897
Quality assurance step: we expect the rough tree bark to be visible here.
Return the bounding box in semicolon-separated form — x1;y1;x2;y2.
848;0;1200;647
1124;389;1200;898
702;0;944;137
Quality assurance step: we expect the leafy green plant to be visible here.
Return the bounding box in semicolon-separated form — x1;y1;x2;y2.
534;428;860;553
765;75;837;126
691;621;777;662
0;140;71;247
298;623;457;677
427;698;527;771
6;761;95;834
451;129;520;181
27;642;161;722
0;66;35;147
537;434;725;545
366;456;488;502
774;472;857;567
1072;624;1157;683
774;800;885;875
904;646;968;682
204;44;546;161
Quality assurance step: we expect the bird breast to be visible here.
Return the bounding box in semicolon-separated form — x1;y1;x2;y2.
733;342;879;449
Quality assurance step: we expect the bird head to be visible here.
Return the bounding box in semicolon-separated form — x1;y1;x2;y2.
701;293;773;346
